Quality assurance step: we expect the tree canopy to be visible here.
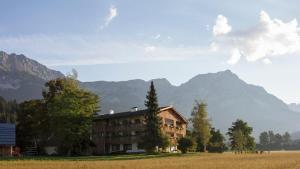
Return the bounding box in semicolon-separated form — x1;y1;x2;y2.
17;77;99;155
0;96;18;123
190;101;211;152
227;119;255;153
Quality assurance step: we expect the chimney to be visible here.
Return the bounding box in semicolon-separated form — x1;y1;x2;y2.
131;107;138;112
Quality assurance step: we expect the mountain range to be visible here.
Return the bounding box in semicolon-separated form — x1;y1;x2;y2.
0;51;299;136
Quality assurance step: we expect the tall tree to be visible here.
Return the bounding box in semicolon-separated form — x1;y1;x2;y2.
17;76;99;155
190;101;211;152
227;119;255;153
16;100;47;152
142;81;164;152
43;77;99;155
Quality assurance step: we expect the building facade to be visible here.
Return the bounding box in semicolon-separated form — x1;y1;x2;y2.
92;106;187;154
0;123;16;156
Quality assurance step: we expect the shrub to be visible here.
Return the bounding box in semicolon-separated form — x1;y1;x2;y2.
177;137;195;154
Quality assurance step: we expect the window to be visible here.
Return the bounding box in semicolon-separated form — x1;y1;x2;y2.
123;144;132;151
165;118;174;126
111;144;120;151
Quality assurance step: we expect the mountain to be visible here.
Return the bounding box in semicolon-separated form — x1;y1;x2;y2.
0;51;299;136
288;103;300;112
0;51;64;101
82;70;300;136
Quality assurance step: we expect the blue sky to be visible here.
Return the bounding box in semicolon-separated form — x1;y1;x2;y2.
1;0;300;103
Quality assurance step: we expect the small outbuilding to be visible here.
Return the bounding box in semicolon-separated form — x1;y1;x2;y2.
0;123;16;156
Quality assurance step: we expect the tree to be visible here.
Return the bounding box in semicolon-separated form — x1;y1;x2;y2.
17;76;99;155
177;137;195;154
142;81;164;152
268;130;275;144
207;128;227;153
259;131;270;146
274;133;283;149
232;130;245;153
190;101;211;152
227;119;255;153
0;97;18;123
282;132;291;145
16;100;47;153
258;131;292;150
43;77;99;155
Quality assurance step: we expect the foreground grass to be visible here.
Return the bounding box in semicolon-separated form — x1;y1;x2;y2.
1;152;300;169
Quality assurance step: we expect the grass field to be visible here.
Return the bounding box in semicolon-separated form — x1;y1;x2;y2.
1;151;300;169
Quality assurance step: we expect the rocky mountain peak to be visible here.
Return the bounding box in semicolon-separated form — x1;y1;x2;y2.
0;51;64;81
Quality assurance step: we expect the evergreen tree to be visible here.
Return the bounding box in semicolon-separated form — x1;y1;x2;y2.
142;81;164;152
190;101;211;152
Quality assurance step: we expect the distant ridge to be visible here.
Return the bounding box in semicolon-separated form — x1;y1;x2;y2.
0;51;299;136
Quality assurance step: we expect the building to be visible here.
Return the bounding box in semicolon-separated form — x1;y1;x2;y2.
0;123;16;156
92;106;187;154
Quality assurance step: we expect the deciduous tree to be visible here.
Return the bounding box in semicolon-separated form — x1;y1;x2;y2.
190;101;211;152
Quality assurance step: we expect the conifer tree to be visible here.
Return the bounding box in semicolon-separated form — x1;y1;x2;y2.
142;81;164;152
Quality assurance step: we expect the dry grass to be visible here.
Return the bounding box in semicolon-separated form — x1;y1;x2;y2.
2;152;300;169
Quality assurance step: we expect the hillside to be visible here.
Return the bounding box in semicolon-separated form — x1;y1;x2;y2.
0;51;64;101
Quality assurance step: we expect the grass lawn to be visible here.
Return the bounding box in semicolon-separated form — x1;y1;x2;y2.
1;151;300;169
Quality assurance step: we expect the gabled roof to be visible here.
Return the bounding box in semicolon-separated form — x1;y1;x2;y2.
160;106;188;123
93;106;187;123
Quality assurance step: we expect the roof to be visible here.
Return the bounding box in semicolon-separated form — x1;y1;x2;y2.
93;106;188;123
0;123;16;145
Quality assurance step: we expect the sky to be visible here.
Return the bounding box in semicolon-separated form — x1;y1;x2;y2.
1;0;300;103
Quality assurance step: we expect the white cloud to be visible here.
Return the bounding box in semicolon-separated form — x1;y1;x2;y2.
0;34;209;66
212;11;300;64
263;58;272;64
213;15;232;36
227;49;241;65
100;5;118;29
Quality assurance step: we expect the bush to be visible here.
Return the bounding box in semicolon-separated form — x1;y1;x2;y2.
177;137;195;154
